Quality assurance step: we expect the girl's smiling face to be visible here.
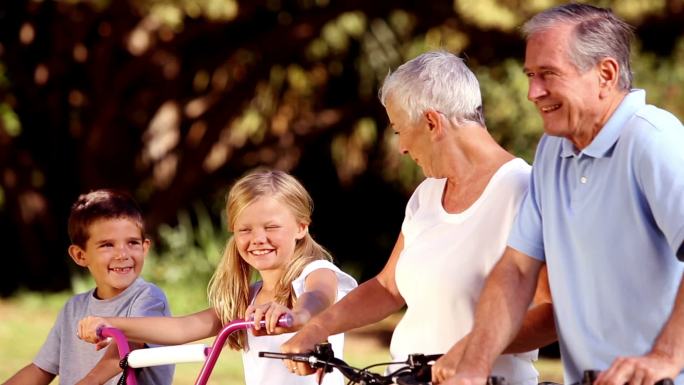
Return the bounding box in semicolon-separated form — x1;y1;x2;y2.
233;195;307;274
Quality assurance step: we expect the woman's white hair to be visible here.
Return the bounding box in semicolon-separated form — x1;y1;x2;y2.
379;50;484;126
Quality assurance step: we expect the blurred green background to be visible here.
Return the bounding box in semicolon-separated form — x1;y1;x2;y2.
0;0;682;383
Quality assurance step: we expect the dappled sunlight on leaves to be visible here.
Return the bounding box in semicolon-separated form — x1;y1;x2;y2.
379;128;424;192
286;64;313;95
33;64;48;85
19;23;35;45
476;59;542;162
632;37;684;120
456;0;522;30
0;0;683;294
203;127;233;173
185;95;213;118
142;101;181;188
18;190;47;223
127;17;157;56
424;26;469;53
153;153;179;189
613;0;666;21
331;117;377;184
186;121;208;147
388;10;417;41
0;103;21;137
193;69;211;93
134;0;239;26
143;101;181;164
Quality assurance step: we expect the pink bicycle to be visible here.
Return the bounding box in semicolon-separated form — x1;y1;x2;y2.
99;315;292;385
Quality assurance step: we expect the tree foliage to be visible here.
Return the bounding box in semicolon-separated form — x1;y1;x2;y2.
0;0;682;295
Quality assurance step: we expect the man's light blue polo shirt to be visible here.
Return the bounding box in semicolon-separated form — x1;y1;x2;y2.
509;89;684;384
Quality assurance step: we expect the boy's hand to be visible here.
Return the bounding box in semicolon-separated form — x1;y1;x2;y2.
245;302;298;335
77;316;112;350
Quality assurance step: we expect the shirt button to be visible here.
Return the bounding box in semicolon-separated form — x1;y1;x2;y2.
580;176;588;184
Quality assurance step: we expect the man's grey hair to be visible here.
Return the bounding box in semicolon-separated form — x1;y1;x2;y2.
379;50;485;126
522;3;634;90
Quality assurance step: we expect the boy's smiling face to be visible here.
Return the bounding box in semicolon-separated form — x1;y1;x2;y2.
69;217;149;299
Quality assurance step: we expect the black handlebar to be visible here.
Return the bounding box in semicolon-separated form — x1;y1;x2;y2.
259;342;431;385
258;343;510;385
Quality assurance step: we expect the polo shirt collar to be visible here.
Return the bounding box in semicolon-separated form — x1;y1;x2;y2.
560;89;646;158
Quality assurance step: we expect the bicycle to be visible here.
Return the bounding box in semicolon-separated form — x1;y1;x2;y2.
99;315;292;385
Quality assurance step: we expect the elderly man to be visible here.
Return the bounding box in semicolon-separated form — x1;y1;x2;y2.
447;4;684;385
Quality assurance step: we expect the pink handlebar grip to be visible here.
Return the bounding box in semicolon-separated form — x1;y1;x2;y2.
100;327;138;385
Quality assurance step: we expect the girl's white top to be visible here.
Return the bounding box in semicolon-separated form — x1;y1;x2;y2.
242;260;358;385
392;158;539;385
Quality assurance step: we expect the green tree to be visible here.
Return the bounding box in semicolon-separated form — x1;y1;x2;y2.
0;0;682;295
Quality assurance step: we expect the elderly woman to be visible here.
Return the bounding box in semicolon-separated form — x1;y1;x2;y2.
282;51;555;385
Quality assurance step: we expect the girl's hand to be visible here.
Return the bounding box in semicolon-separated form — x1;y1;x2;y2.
78;316;112;350
246;302;301;335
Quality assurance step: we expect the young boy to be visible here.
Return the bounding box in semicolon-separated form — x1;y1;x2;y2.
2;189;173;385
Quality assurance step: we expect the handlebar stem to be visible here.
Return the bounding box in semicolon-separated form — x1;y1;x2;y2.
100;327;138;385
194;315;293;385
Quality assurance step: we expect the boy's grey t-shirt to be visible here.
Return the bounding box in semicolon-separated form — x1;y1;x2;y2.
33;277;174;385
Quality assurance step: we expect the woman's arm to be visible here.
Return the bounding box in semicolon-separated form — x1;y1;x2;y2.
78;308;222;346
281;233;407;353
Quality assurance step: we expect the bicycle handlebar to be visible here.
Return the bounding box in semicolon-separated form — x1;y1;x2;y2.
100;314;293;385
259;343;444;385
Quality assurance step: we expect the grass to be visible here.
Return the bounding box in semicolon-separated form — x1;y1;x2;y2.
0;292;563;384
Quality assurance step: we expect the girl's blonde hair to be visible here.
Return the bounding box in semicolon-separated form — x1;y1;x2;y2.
207;169;333;350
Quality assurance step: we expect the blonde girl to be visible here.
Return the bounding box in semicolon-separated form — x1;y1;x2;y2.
78;169;357;385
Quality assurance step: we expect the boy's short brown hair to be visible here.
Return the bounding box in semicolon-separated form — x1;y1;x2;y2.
68;189;145;248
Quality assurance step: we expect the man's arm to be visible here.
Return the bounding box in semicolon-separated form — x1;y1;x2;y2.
2;363;55;385
447;247;543;385
596;270;684;385
505;263;556;353
433;261;552;383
